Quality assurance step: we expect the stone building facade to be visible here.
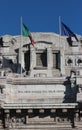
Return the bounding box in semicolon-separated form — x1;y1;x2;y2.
0;33;82;129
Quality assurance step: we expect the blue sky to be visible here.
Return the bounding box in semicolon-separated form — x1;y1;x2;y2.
0;0;82;36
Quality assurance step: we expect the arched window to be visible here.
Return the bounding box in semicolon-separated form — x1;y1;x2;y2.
77;59;82;64
67;58;72;64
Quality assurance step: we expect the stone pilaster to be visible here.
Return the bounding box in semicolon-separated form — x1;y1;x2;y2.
47;47;53;69
21;51;25;70
26;115;28;124
47;47;52;77
18;48;25;73
60;48;65;75
30;46;36;77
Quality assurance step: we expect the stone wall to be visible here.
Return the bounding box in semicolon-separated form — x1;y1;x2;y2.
0;33;82;129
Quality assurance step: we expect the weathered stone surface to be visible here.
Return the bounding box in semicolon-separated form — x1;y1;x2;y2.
0;33;82;129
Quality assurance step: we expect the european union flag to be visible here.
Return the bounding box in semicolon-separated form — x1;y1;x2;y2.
61;22;78;41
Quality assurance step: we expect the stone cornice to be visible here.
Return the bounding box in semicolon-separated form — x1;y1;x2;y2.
6;77;67;85
2;103;78;109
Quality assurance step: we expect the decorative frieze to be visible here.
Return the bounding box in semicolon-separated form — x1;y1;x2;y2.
0;108;81;129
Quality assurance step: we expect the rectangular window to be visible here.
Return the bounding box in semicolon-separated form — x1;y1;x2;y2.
53;51;60;69
24;50;30;72
36;50;47;68
0;88;3;94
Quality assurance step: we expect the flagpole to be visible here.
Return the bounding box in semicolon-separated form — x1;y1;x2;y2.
59;17;61;46
59;16;65;76
59;16;61;39
20;16;22;76
58;16;61;52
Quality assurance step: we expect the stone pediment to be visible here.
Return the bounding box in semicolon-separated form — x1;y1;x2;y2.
34;41;52;49
35;41;52;44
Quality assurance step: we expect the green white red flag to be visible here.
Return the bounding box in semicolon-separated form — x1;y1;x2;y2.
22;23;34;46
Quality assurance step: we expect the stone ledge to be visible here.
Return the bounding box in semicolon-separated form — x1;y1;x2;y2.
6;77;66;85
2;103;77;109
8;124;72;129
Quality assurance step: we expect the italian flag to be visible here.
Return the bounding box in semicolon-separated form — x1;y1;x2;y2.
22;23;34;46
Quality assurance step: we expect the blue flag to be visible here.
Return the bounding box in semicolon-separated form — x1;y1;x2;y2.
61;22;78;41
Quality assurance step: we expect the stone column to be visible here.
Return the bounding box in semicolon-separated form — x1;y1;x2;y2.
18;48;25;73
60;48;65;75
30;46;36;70
30;46;36;77
26;115;28;124
75;112;79;122
47;47;52;77
21;51;25;70
4;110;11;129
19;48;21;65
0;110;3;128
47;47;53;69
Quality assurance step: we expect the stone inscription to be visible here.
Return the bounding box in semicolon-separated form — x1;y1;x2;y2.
17;85;65;96
18;90;62;93
7;85;65;103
